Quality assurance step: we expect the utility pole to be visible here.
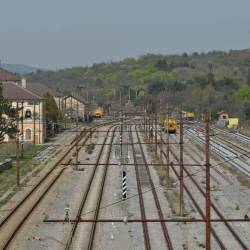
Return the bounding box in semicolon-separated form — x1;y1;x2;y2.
16;102;20;187
21;101;24;157
144;105;146;134
205;112;211;250
33;102;36;144
159;99;163;166
75;101;79;170
154;112;157;156
179;112;184;216
166;103;170;181
119;89;122;106
64;97;67;129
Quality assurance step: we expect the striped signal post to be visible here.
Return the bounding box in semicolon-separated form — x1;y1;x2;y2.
122;170;127;199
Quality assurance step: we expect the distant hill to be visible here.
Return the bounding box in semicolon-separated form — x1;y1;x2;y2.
1;63;42;74
27;48;250;124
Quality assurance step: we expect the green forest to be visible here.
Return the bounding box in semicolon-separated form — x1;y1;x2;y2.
27;49;250;124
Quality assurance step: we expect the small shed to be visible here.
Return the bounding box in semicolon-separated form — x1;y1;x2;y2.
227;118;239;129
217;111;229;120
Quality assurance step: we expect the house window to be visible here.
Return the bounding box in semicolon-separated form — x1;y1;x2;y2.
222;115;227;119
26;129;32;140
25;110;32;119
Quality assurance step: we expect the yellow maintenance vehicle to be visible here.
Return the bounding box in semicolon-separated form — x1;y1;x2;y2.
92;107;104;118
182;111;195;121
163;118;177;133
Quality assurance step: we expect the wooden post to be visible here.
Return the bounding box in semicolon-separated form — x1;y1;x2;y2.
205;112;211;250
155;112;157;156
21;101;24;157
33;102;36;144
64;97;67;129
39;101;41;144
179;112;184;216
166;103;170;181
16;101;20;187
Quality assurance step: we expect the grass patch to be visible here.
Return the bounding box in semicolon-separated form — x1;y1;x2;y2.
164;189;180;215
148;141;187;216
0;143;48;207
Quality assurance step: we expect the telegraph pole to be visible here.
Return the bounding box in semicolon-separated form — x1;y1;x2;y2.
154;112;157;156
64;97;67;129
33;102;36;144
21;101;24;157
16;102;20;187
179;112;184;216
75;100;79;170
166;103;170;181
205;112;211;250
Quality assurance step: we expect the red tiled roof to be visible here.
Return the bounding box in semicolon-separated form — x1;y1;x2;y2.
217;111;229;115
26;82;64;97
0;68;20;82
65;95;88;105
2;82;42;100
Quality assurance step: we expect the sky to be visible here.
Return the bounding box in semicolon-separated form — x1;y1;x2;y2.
0;0;250;69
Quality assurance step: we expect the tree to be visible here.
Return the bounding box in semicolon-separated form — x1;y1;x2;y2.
43;92;60;122
247;68;250;86
0;82;17;143
235;88;250;101
147;81;165;95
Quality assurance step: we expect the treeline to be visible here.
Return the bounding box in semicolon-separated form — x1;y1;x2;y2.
27;49;250;124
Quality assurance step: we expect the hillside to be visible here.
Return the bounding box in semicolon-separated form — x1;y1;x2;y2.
2;63;41;74
27;49;250;123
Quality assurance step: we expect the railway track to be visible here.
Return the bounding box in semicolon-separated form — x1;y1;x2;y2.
155;129;248;249
189;124;250;161
132;125;173;250
186;127;250;176
130;126;152;250
65;124;117;249
168;132;234;185
213;127;250;144
0;121;116;249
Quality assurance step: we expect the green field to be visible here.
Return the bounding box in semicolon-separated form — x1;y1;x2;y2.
0;143;47;207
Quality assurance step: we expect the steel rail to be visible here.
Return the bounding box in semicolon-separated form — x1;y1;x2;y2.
1;126;93;249
169;146;248;250
87;127;117;249
154;129;227;250
169;131;233;185
130;126;151;250
160;148;227;249
135;126;174;250
188;124;250;159
186;128;250;176
64;125;116;250
1;120;117;249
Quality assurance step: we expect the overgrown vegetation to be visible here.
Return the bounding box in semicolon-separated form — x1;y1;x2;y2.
0;82;17;143
27;49;250;124
0;144;47;206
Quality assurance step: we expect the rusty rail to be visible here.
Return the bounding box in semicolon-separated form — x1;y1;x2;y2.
134;126;173;250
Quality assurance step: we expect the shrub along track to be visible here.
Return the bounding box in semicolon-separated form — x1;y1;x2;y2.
0;120;116;250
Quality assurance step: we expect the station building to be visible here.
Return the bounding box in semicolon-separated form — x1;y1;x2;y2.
0;68;46;144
